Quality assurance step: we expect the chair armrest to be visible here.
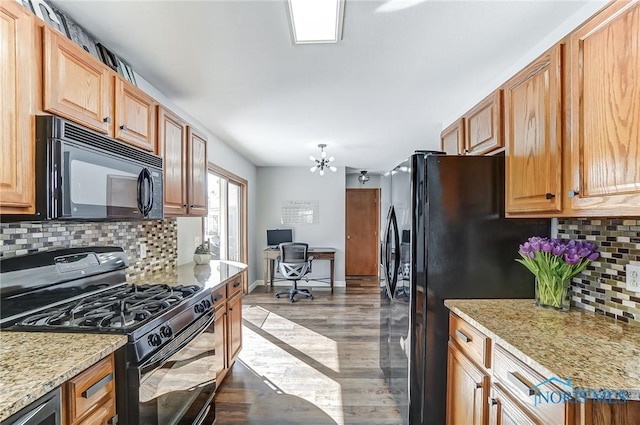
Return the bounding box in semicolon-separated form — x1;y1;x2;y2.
307;255;314;262
276;255;282;261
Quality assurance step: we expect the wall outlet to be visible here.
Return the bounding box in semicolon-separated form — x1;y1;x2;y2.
194;236;201;249
626;264;640;292
140;243;147;259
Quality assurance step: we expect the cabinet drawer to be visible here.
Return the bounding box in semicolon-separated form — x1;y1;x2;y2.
449;314;490;368
493;344;566;425
227;277;242;298
212;286;227;310
66;354;115;423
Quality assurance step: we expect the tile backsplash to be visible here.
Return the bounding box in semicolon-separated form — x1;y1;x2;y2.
0;219;177;280
558;218;640;323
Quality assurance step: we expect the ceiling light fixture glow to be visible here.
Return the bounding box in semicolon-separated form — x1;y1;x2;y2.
310;144;337;175
287;0;345;44
358;170;370;185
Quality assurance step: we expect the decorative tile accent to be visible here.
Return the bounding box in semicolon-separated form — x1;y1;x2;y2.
558;218;640;324
0;219;177;280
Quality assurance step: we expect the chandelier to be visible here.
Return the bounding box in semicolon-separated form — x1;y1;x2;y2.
357;170;370;184
309;144;336;176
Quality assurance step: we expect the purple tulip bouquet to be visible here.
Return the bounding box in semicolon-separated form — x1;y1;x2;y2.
517;237;600;311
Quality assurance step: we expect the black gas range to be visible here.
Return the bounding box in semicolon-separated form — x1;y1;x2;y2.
0;247;217;425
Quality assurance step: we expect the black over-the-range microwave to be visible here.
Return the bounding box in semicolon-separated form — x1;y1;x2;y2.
6;115;164;221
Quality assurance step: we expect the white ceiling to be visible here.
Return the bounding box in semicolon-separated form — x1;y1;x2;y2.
54;0;596;172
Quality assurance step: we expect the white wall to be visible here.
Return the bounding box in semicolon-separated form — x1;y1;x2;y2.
254;167;346;291
135;76;259;284
346;173;381;188
442;1;608;128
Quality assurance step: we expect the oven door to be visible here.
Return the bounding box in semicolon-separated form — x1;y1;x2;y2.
136;311;217;425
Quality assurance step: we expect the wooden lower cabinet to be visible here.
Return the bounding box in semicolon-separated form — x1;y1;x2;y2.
214;276;243;385
227;291;243;365
63;353;117;425
447;341;489;425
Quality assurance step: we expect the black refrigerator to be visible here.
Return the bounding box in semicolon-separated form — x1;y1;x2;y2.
379;152;549;425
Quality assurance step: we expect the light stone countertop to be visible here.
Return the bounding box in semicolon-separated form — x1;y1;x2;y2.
445;299;640;400
0;332;127;421
129;260;248;291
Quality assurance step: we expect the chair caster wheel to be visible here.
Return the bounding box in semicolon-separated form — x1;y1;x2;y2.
275;294;280;298
310;296;315;300
290;299;295;303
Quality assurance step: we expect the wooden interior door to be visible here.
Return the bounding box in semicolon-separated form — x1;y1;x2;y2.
346;188;379;276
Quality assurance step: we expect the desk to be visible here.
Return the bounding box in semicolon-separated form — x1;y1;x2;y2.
263;247;336;293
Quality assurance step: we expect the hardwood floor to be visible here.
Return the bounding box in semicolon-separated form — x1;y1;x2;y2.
214;277;405;424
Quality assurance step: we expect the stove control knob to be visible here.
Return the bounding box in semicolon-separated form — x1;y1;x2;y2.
194;303;204;313
148;333;162;347
203;299;212;309
160;326;173;338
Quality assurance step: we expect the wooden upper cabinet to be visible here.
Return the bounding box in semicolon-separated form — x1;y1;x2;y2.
0;3;36;214
464;90;503;155
42;26;111;134
114;76;156;151
569;0;640;215
187;127;208;216
446;341;489;425
157;107;188;216
505;45;563;214
441;119;465;155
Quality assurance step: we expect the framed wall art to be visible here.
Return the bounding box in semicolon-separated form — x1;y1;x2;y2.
29;0;68;36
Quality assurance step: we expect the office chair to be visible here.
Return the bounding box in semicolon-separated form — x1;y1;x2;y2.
275;242;314;303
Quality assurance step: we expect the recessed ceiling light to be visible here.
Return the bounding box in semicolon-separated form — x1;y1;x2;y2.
287;0;345;44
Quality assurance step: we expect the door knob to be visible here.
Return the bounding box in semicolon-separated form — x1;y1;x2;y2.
347;235;351;240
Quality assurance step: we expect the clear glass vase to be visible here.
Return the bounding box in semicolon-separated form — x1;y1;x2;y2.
535;275;571;311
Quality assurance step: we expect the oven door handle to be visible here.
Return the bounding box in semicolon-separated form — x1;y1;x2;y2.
139;311;215;375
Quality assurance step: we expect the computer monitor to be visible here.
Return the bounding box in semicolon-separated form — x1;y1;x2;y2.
266;229;293;247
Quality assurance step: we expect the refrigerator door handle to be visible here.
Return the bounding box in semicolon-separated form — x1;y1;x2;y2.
383;206;400;296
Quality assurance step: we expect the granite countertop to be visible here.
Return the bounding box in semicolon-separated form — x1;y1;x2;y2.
129;260;247;291
0;332;127;421
445;299;640;400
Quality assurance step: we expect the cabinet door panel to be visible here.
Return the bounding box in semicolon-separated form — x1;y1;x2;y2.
43;27;111;134
188;128;207;216
114;77;156;151
0;3;35;213
464;90;503;155
446;341;489;425
505;46;562;213
214;307;228;380
441;119;464;155
569;0;640;214
158;107;187;216
227;293;242;365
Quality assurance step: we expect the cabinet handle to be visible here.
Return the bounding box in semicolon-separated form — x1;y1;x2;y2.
82;373;113;398
233;281;240;288
108;415;119;425
475;382;483;389
103;117;111;124
464;149;469;154
507;372;535;396
489;398;498;406
120;124;128;131
545;193;555;200
190;205;195;208
455;329;471;343
183;204;188;208
213;295;223;302
568;190;580;198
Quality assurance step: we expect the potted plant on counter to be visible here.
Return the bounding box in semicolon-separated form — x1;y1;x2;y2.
193;241;212;265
